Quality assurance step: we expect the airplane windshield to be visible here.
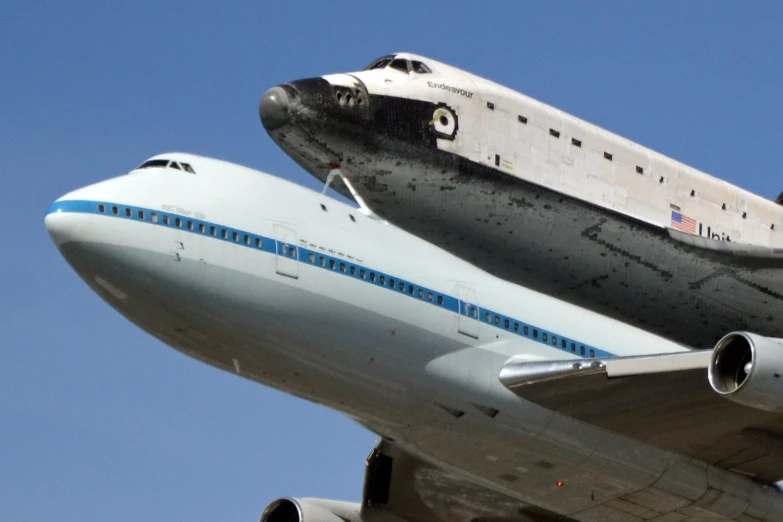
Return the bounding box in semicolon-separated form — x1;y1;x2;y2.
137;159;169;169
136;159;196;173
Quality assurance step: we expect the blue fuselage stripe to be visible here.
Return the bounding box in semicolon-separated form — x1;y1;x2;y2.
47;200;614;358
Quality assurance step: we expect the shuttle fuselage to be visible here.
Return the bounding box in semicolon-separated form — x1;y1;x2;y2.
260;53;783;348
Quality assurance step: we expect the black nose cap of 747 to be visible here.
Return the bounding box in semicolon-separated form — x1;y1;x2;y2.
259;86;291;131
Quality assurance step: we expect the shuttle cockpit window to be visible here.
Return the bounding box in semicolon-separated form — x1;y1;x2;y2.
411;61;431;74
181;162;195;174
365;55;394;70
169;161;181;170
389;59;410;73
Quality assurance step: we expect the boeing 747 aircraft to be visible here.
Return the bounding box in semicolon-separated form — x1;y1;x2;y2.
47;153;783;521
259;53;783;349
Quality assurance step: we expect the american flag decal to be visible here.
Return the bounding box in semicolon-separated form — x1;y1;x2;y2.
671;210;698;234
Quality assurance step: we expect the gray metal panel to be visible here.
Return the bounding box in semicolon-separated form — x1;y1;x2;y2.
363;441;578;522
502;366;783;482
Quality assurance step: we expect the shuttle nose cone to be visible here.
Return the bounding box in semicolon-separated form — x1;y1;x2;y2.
259;86;292;131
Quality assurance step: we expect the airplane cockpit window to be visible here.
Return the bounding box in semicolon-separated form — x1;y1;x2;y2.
365;55;394;70
137;159;169;169
389;59;410;73
135;159;197;173
411;61;432;74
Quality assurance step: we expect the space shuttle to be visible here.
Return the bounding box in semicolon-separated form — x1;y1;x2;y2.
259;52;783;349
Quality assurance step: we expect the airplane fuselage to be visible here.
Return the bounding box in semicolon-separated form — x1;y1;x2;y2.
46;154;783;521
260;53;783;348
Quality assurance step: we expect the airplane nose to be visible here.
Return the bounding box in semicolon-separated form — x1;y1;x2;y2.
45;203;81;249
259;86;292;131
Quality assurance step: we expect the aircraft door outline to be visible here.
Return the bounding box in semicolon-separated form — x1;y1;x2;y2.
455;285;479;339
273;224;299;279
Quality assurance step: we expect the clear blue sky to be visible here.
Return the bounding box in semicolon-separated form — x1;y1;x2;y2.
2;2;783;521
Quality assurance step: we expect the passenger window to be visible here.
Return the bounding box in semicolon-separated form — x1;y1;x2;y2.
390;59;409;73
380;275;385;284
256;238;263;248
330;259;336;269
514;322;519;332
112;206;118;215
98;204;105;213
151;212;158;223
244;234;251;245
370;273;376;282
360;269;366;279
138;210;144;220
485;312;491;322
552;336;557;346
580;345;585;355
561;339;566;349
533;329;539;339
437;295;443;305
542;332;548;342
350;266;356;275
175;218;182;227
590;349;595;358
408;285;414;295
198;223;205;233
524;326;529;335
222;229;228;239
390;278;395;287
287;246;295;257
187;221;194;230
428;292;433;302
494;315;500;325
125;208;131;217
504;319;510;329
340;262;346;272
210;225;216;236
232;231;239;242
164;215;170;225
308;253;315;263
319;256;325;266
398;281;405;291
571;342;576;352
418;288;423;298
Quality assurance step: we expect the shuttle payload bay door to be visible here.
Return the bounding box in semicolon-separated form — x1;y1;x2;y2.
456;285;479;339
274;224;299;279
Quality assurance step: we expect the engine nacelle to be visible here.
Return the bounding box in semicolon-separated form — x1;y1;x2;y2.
708;332;783;412
260;498;362;522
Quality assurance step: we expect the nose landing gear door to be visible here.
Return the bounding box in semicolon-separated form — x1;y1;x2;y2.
274;224;299;279
456;285;479;339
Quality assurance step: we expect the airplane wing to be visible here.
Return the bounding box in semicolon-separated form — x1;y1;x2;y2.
362;440;576;522
499;352;783;483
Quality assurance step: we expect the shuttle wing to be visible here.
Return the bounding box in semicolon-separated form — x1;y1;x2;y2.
362;440;576;522
500;352;783;483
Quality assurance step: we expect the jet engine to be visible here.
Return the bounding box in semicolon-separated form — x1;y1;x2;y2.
260;498;362;522
708;332;783;412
